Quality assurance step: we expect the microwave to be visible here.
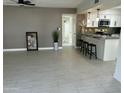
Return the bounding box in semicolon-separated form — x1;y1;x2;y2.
98;19;110;27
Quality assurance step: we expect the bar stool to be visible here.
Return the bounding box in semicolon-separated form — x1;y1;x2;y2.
80;40;84;52
87;43;97;59
83;41;89;56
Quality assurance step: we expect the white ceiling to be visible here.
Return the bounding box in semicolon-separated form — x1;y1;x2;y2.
111;6;121;9
3;0;84;8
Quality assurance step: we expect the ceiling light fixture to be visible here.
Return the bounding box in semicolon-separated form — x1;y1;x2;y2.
96;9;100;21
87;12;91;23
88;12;91;19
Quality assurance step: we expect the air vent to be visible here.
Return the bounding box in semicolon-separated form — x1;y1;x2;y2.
94;0;99;4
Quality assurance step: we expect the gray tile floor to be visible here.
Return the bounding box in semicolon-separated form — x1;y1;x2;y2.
3;47;121;93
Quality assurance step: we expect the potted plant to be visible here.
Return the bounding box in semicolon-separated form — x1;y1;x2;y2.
52;30;59;51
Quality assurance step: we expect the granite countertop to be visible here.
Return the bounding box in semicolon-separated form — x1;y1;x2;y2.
81;33;120;40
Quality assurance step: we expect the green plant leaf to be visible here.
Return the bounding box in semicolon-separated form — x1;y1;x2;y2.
52;31;59;42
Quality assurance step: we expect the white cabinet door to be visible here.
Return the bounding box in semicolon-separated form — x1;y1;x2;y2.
113;15;118;27
109;15;121;27
93;13;98;27
116;15;121;27
99;14;104;19
87;13;94;27
109;15;115;27
106;15;111;19
87;13;98;27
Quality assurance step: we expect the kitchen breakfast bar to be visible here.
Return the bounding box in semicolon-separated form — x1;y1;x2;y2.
81;34;120;61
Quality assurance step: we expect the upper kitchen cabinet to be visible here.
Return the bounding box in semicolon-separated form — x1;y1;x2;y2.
109;15;121;27
100;8;121;27
86;12;98;27
116;15;121;27
86;8;121;27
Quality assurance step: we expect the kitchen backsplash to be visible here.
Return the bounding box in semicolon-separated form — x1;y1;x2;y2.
81;27;121;34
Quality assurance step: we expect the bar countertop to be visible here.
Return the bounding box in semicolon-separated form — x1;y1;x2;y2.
81;33;120;40
80;33;120;61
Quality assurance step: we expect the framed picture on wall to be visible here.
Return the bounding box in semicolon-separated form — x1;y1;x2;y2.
26;32;38;51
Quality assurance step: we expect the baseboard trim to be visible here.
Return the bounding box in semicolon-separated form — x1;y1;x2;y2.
3;47;63;52
75;46;80;49
3;48;26;52
38;47;63;50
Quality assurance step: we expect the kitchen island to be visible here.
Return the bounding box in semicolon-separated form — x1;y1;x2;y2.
81;33;120;61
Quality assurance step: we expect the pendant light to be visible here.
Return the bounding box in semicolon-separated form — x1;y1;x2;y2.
96;9;100;21
87;12;91;23
88;12;91;19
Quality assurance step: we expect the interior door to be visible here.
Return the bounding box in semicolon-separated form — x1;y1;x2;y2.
62;14;77;47
62;16;72;46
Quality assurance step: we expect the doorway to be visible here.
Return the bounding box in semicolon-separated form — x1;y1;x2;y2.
62;14;76;47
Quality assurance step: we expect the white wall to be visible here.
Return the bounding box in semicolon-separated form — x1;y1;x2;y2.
77;0;91;13
100;9;121;15
114;39;121;82
3;6;76;49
